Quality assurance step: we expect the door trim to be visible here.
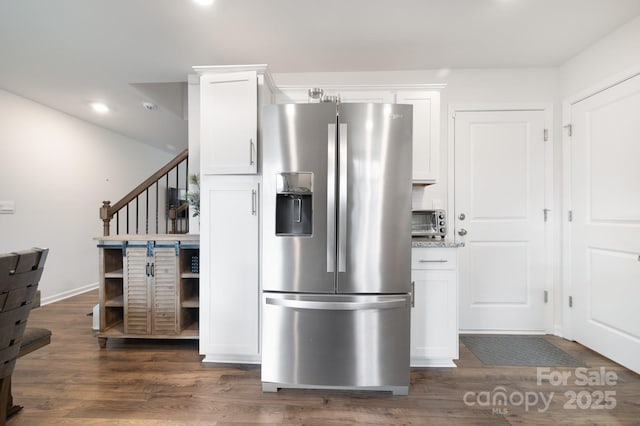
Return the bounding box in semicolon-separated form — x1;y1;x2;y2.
561;63;640;342
448;103;554;334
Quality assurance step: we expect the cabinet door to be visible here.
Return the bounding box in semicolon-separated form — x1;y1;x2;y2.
396;91;440;183
200;177;260;361
332;90;394;103
124;245;150;335
151;245;179;335
201;71;258;175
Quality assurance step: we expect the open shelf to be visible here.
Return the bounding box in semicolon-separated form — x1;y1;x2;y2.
97;238;200;347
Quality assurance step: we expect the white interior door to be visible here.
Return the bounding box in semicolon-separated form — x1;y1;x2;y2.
455;109;550;332
569;74;640;374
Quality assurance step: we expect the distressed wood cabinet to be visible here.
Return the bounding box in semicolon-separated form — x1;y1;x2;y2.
95;235;199;348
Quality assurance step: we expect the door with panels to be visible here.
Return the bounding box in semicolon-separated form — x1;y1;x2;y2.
569;73;640;374
454;109;550;332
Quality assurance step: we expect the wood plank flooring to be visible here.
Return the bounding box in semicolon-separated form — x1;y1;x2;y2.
9;290;640;425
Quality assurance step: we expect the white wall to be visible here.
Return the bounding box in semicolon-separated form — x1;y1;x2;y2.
561;15;640;97
0;89;173;303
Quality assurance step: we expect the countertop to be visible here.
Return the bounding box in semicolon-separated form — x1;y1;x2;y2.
412;238;464;248
94;234;200;242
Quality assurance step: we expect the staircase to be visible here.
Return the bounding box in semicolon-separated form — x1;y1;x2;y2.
99;149;193;236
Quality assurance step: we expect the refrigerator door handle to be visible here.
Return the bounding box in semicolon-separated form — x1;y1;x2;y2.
327;124;337;273
265;297;409;311
338;123;348;273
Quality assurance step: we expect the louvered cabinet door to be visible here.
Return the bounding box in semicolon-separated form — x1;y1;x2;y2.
124;247;151;334
151;246;179;335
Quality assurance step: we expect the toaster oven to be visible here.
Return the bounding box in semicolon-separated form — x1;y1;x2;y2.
412;209;446;238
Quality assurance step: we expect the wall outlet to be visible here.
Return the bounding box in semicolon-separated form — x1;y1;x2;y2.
0;200;15;214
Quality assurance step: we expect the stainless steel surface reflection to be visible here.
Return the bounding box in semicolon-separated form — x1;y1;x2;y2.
261;102;413;395
261;293;411;394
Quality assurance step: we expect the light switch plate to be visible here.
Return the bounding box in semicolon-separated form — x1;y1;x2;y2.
0;200;15;214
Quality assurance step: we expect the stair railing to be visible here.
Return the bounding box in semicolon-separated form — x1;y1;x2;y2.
100;149;190;236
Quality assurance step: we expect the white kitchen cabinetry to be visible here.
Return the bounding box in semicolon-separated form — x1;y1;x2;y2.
200;71;257;174
411;247;458;367
397;91;441;183
276;86;442;183
197;65;274;175
199;176;261;363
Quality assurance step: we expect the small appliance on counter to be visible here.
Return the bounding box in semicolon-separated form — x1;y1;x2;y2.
412;209;446;238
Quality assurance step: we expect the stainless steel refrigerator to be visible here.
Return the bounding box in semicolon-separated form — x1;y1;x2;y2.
261;101;413;395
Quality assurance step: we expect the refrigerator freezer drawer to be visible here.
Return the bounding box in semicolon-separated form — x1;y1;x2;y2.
261;293;411;395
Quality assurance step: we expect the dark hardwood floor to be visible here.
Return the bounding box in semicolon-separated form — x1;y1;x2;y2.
9;290;640;425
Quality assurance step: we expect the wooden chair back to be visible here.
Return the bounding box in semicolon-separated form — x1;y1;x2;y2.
0;248;48;425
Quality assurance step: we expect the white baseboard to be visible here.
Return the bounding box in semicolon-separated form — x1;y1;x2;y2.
459;329;546;335
41;282;99;306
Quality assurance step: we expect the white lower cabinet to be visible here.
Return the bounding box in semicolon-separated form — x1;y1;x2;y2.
411;247;459;367
200;176;261;363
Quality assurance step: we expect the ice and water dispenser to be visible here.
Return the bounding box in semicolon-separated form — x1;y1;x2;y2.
275;172;313;236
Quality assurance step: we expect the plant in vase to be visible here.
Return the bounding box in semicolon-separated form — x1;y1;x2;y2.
187;174;200;217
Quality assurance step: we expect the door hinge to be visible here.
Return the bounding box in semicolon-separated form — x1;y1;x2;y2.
544;290;548;304
543;129;549;141
569;296;573;308
564;124;573;137
568;210;573;222
543;208;550;222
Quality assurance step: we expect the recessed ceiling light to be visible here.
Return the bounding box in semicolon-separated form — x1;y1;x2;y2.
193;0;214;6
91;102;109;114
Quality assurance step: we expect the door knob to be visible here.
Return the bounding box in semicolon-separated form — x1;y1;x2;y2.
458;228;467;236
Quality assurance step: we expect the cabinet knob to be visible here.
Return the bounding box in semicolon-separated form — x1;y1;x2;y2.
458;228;467;236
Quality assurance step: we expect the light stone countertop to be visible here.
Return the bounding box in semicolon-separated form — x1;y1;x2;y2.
94;234;199;242
412;238;464;248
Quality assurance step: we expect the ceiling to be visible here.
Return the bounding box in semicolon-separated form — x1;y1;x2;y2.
1;0;639;153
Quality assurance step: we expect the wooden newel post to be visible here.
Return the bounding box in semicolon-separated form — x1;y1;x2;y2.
100;201;112;236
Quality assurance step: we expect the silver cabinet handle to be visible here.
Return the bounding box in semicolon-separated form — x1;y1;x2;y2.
295;198;302;223
411;281;415;308
458;213;466;220
418;259;448;263
458;228;467;236
251;189;257;215
249;139;255;165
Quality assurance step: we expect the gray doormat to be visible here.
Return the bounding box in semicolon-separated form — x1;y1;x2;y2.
460;335;586;367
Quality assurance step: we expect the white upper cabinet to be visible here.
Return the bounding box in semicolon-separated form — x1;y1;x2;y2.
197;66;274;175
332;90;394;103
396;91;441;184
276;86;442;183
200;71;257;174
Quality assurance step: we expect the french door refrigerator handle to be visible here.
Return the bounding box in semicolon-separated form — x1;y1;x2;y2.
338;123;348;273
327;124;337;273
265;297;409;311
